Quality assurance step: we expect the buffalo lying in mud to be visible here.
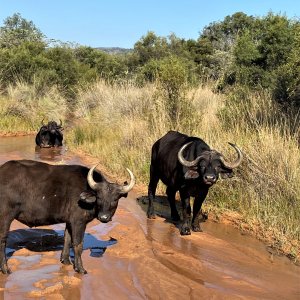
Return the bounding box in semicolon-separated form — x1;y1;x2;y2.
147;131;243;235
0;160;135;274
35;119;64;148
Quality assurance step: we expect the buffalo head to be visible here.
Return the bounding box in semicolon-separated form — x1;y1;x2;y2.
178;142;243;186
80;164;135;223
47;120;63;134
36;119;64;148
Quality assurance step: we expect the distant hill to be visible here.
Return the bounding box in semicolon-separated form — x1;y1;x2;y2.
96;47;133;54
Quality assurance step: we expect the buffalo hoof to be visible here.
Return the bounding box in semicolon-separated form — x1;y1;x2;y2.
192;224;203;232
147;214;156;219
180;226;191;236
74;267;87;274
147;210;156;219
1;265;11;275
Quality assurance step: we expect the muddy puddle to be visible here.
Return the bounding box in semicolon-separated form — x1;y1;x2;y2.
0;135;299;299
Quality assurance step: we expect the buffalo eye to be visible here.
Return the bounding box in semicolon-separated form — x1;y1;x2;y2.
200;166;206;172
214;165;221;171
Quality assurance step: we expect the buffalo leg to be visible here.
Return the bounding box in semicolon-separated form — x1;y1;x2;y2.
60;223;72;265
179;190;192;235
147;164;159;219
0;219;13;274
166;187;180;221
192;189;208;232
71;223;87;274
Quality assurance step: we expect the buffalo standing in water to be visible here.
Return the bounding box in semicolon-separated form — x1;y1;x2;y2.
35;120;64;148
147;131;243;235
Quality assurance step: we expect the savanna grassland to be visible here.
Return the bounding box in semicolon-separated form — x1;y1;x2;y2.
0;12;299;261
1;79;299;261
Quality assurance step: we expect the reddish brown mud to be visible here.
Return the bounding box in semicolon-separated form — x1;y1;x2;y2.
0;136;299;299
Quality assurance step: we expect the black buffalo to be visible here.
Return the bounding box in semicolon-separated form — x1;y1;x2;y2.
147;131;243;235
35;120;64;148
0;160;135;274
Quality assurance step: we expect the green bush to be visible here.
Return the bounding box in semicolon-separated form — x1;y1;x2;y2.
155;56;190;125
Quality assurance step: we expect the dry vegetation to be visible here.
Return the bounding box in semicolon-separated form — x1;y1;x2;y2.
0;81;68;134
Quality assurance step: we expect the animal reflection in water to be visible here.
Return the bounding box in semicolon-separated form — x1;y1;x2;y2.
35;145;66;162
6;228;117;258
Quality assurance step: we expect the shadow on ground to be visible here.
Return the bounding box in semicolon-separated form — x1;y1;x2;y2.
136;195;208;234
6;228;117;258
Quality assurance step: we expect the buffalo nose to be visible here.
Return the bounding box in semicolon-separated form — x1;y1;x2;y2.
204;175;216;182
99;214;110;222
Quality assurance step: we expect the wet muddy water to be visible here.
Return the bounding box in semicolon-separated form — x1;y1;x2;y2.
0;135;299;299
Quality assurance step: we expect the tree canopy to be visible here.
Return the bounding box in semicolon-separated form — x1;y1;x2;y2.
0;12;299;108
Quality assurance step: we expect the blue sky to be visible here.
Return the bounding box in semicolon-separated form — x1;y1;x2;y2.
0;1;299;48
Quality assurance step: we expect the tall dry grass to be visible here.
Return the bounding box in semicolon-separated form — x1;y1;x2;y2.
0;81;68;133
68;80;300;260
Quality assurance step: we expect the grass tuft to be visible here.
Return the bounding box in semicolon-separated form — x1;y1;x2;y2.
0;80;68;133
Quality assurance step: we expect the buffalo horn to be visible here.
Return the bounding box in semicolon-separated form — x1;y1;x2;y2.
59;119;63;127
87;163;100;190
120;168;135;193
219;143;243;169
41;118;46;126
87;164;135;193
178;142;203;167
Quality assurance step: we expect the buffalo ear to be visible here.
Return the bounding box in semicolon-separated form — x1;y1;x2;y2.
121;192;128;198
80;191;96;203
184;169;199;179
120;182;129;198
220;168;234;179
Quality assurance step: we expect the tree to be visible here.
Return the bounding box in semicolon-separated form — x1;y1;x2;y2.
74;46;102;68
133;31;169;64
156;55;190;124
44;46;81;97
201;12;254;51
256;13;295;71
94;52;128;83
197;12;255;82
0;41;50;85
272;22;300;107
0;13;45;48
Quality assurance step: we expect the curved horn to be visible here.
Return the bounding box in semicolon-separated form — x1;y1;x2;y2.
87;163;100;190
58;119;63;127
41;118;46;126
178;142;202;167
219;143;243;169
120;168;135;193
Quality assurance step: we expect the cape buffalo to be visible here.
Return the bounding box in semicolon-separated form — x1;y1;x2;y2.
147;131;243;235
35;120;64;148
0;160;135;274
